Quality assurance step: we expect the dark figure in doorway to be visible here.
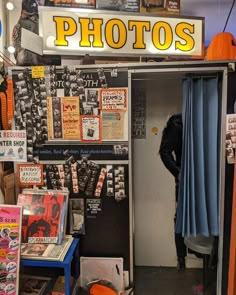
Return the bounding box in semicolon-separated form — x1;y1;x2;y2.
159;113;187;270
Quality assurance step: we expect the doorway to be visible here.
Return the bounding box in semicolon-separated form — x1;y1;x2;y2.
130;66;227;295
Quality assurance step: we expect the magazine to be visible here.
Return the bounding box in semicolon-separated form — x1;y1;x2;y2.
21;235;74;261
17;192;68;244
19;275;52;295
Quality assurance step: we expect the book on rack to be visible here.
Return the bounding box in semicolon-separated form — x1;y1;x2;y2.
17;189;69;244
19;275;52;295
21;235;74;261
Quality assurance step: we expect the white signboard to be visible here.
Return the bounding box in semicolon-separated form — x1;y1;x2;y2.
39;7;204;57
0;131;27;162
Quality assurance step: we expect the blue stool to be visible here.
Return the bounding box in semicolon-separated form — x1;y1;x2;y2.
184;235;213;295
21;238;80;295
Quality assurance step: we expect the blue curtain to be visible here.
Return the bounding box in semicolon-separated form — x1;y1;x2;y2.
176;76;220;237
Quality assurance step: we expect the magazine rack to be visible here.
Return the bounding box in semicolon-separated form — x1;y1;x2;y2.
21;238;80;294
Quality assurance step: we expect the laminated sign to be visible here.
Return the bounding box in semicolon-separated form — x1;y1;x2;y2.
0;131;27;162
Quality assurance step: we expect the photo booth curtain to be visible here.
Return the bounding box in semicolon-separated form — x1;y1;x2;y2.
176;76;220;237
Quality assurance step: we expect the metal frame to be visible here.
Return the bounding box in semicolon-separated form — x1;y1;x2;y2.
128;65;228;295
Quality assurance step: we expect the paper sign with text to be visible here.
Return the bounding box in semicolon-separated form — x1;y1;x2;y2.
0;131;27;162
17;164;44;187
100;88;127;111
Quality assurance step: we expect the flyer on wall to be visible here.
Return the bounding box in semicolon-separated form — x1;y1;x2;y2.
0;205;22;295
47;97;80;140
80;116;102;142
102;112;125;140
17;164;44;187
0;131;27;162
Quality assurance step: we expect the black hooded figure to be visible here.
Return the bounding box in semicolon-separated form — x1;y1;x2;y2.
12;0;41;66
159;114;187;270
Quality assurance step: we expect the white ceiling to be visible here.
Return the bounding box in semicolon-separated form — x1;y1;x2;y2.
181;0;236;44
7;0;236;45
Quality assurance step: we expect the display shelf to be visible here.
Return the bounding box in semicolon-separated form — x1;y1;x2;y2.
21;238;80;295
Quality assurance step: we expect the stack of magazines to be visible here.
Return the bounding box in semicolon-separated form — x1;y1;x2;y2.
17;189;74;261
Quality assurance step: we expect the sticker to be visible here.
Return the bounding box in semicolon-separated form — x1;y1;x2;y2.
6;273;16;284
0;239;9;249
9;240;19;250
7;252;16;261
9;230;19;241
0;262;7;271
0;283;6;292
0;273;7;283
1;228;10;238
6;262;16;273
4;283;16;294
32;66;45;78
0;249;7;259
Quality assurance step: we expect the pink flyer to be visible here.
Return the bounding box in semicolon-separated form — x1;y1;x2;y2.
0;205;22;295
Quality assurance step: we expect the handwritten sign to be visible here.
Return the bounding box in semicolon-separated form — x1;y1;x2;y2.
32;66;45;78
0;131;27;162
100;88;127;111
18;164;44;187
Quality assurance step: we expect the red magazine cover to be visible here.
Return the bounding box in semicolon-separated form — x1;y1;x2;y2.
17;193;65;244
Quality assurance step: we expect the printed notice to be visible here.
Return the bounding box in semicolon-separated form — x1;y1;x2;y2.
18;164;44;187
0;130;27;162
86;199;102;218
100;88;127;111
102;112;124;140
32;66;45;78
80;116;101;142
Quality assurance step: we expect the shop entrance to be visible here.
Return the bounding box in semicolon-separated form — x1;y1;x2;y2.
130;65;227;295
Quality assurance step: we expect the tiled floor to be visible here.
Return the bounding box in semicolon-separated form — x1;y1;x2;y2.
134;266;215;295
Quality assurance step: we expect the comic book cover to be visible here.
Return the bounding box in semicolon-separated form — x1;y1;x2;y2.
17;193;66;244
96;0;140;12
44;0;96;9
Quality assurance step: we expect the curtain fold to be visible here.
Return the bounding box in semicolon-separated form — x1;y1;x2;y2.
176;76;220;237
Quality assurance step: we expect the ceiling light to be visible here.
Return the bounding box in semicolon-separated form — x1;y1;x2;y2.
7;46;15;54
6;2;14;10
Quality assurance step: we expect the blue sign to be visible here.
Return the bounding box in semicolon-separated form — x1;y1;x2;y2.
0;20;2;38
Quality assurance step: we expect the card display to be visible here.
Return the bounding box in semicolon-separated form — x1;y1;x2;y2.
80;116;102;142
0;205;22;295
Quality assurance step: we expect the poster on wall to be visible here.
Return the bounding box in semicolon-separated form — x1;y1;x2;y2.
100;88;127;111
17;164;44;187
96;0;140;12
132;87;146;139
86;199;102;218
47;97;80;140
0;131;27;162
44;0;96;8
80;116;101;142
0;205;22;295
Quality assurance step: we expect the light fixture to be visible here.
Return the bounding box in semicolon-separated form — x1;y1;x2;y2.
7;46;15;54
6;2;14;10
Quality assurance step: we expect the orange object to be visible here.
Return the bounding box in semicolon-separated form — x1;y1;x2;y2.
206;32;236;60
90;284;118;295
0;78;14;130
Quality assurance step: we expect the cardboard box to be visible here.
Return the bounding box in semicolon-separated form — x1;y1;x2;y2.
140;0;180;15
52;276;74;295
